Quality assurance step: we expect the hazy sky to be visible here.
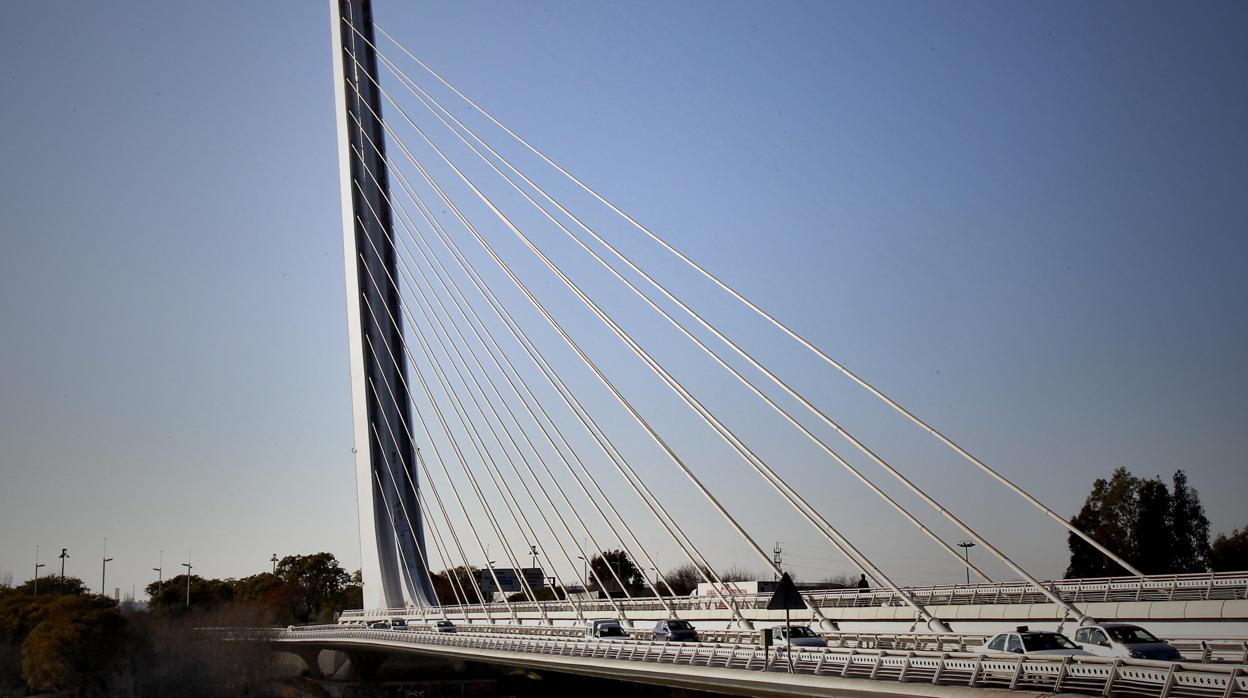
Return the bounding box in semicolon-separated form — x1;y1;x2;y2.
1;1;1245;599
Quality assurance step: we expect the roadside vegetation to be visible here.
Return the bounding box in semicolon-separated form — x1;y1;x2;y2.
0;552;358;697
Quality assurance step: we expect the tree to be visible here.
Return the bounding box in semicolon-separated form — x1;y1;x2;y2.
431;566;480;606
1134;478;1175;574
662;564;706;596
1066;467;1139;578
1067;467;1212;577
274;553;352;623
1170;470;1211;572
588;550;644;595
19;594;124;694
1210;527;1248;572
145;575;234;613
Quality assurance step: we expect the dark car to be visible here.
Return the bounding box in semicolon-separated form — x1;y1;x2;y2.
653;619;699;642
434;620;457;633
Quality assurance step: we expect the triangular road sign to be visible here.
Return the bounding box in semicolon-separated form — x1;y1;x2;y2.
765;572;805;610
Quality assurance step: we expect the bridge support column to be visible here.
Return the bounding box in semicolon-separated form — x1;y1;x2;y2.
286;647;324;678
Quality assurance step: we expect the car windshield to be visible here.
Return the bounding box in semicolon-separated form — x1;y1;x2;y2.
599;626;626;637
1106;626;1161;644
668;621;693;631
788;627;817;638
1023;633;1078;651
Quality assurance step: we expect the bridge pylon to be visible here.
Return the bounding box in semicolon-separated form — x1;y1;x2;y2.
330;0;435;609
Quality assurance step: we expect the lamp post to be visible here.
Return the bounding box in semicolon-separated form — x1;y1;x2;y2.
529;545;538;570
270;554;278;574
957;541;976;585
33;546;46;597
101;539;114;599
59;548;69;587
181;561;192;609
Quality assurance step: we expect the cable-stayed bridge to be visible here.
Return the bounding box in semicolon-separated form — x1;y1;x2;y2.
275;2;1248;695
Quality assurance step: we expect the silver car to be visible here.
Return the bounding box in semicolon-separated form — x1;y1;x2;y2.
771;625;828;648
1074;623;1182;661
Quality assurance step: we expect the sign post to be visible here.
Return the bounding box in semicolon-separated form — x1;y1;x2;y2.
765;572;805;673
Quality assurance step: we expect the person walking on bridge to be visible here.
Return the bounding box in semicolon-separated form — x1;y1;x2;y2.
857;574;870;592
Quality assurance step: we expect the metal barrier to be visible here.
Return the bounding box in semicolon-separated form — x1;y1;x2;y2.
339;571;1248;621
278;626;1248;698
328;621;1246;664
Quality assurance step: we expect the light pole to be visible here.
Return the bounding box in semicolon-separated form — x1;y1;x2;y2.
270;554;278;574
58;548;68;588
101;539;114;599
181;560;192;609
529;545;538;570
576;555;588;588
957;541;976;585
33;546;46;597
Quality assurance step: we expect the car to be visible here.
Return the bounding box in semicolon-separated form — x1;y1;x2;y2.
365;620;389;629
976;627;1091;657
770;625;828;648
434;620;457;633
653;619;699;642
1073;623;1182;661
585;619;629;641
389;618;408;630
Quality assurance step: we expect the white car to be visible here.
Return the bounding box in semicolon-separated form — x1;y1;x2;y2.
585;619;629;642
771;625;828;648
1073;623;1183;661
976;627;1091;657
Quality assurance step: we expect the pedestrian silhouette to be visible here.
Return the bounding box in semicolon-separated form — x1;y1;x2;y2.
857;573;869;592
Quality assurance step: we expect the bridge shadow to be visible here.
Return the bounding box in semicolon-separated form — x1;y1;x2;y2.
281;648;738;697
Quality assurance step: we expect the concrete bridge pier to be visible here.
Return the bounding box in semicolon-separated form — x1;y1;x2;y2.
284;647;324;678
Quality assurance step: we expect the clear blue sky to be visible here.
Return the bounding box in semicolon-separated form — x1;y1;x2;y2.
1;1;1245;597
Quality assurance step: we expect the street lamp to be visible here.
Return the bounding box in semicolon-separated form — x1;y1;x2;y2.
33;546;46;597
270;554;278;574
529;545;538;570
58;548;69;587
181;561;193;609
957;541;976;585
101;539;114;599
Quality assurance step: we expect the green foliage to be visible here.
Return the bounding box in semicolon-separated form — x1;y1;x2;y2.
145;574;235;613
1211;527;1248;572
588;550;644;594
1066;467;1211;577
19;594;125;694
431;566;481;606
274;553;353;623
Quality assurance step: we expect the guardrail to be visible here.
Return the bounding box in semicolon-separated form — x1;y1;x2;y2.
339;571;1248;621
329;620;1246;663
278;626;1248;698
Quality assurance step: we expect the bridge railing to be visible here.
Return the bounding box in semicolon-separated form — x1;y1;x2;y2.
277;626;1248;698
324;619;1245;663
338;571;1248;621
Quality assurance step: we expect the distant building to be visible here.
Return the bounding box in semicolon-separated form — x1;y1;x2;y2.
477;567;545;599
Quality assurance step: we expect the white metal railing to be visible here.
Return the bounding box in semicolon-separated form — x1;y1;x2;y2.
277;626;1248;698
339;571;1248;620
327;620;1246;664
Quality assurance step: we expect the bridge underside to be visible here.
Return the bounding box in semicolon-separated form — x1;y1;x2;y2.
276;635;1064;698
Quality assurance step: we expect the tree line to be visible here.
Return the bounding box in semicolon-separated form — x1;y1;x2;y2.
1067;468;1246;577
0;552;359;696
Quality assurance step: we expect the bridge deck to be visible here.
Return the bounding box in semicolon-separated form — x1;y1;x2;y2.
277;627;1248;698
